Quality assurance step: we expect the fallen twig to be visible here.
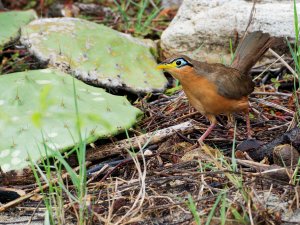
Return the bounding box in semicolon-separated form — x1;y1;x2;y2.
268;48;298;79
0;162;91;212
250;97;294;115
251;91;292;97
84;120;197;162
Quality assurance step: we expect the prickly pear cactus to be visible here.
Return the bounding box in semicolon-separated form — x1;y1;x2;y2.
0;10;37;48
20;18;167;94
0;69;141;172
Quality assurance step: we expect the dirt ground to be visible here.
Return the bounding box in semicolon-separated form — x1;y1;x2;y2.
1;1;300;224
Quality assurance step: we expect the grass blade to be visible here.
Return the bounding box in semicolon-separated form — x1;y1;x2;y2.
186;194;201;225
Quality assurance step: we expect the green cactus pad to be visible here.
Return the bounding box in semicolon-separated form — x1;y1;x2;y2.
0;10;37;48
20;18;167;94
0;69;141;172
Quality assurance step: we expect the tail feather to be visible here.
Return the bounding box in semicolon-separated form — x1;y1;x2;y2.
231;31;274;74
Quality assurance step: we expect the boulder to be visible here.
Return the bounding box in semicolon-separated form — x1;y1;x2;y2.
161;0;299;64
162;0;183;8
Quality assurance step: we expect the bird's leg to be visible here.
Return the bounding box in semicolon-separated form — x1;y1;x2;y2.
226;113;234;128
198;123;216;143
245;107;252;139
198;115;216;143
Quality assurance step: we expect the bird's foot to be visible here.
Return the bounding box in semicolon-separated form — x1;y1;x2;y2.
225;121;234;129
197;123;216;145
197;137;205;146
246;127;254;140
225;114;235;129
245;111;253;140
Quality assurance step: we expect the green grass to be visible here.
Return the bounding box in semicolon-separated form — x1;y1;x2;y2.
205;192;223;225
273;0;300;187
113;0;162;37
292;156;300;185
286;0;300;124
230;206;249;224
30;78;90;224
231;123;237;172
220;193;227;225
186;194;201;225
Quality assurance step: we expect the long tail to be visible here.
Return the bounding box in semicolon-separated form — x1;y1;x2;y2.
231;31;274;74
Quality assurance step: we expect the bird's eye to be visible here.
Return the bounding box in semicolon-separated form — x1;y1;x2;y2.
176;60;182;66
174;58;188;67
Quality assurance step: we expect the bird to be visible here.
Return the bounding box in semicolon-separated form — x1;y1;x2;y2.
157;31;274;143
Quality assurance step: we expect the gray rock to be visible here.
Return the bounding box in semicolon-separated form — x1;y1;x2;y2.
283;209;300;224
162;0;183;8
161;0;299;63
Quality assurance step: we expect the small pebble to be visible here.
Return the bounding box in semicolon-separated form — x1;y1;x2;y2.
164;163;173;167
273;144;300;167
144;149;153;156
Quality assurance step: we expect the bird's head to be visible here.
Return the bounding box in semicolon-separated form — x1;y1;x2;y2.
156;55;194;80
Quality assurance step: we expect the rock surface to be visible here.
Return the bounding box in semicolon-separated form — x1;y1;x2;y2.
162;0;183;8
273;144;300;167
161;0;299;63
0;10;37;48
20;18;167;94
0;69;141;172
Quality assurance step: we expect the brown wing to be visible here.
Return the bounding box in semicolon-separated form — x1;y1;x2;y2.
193;61;255;100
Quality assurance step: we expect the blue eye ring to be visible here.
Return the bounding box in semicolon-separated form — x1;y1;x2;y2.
173;58;192;68
176;58;186;67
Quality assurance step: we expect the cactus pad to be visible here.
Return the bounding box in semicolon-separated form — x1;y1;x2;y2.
0;69;141;172
0;10;37;48
20;18;167;94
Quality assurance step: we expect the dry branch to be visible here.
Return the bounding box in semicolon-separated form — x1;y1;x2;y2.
236;159;293;182
84;120;197;162
268;48;298;79
0;162;91;212
250;98;294;115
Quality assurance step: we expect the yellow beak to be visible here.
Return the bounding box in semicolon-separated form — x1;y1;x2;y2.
156;62;177;70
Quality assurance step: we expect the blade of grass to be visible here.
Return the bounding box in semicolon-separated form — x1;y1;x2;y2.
231;207;248;224
113;0;129;30
220;193;227;225
231;122;237;172
205;192;223;225
186;194;201;225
